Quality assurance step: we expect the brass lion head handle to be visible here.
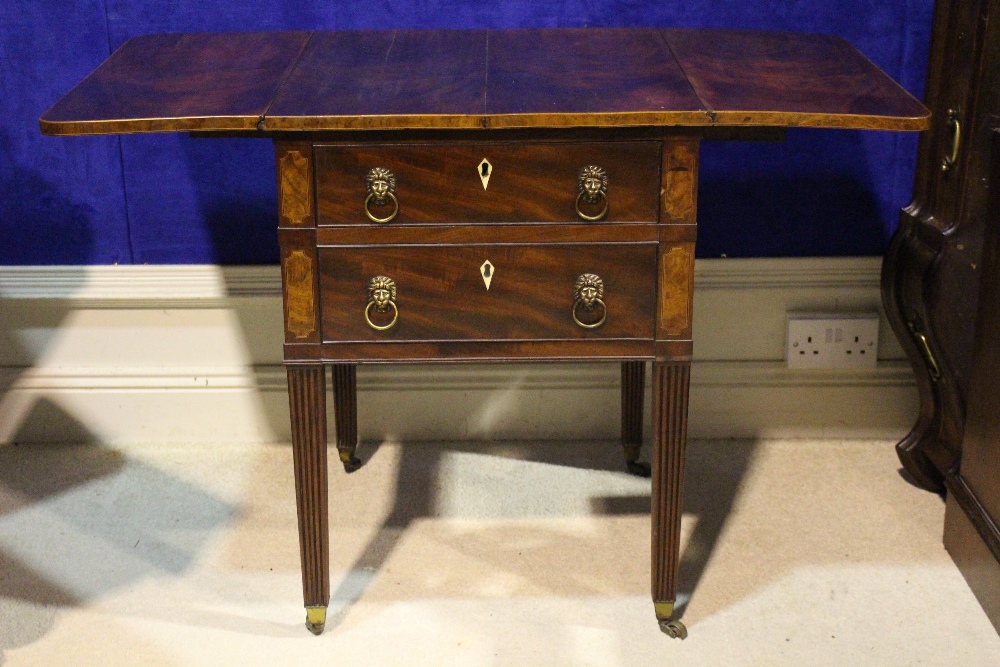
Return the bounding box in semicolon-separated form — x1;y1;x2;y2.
576;165;608;221
365;167;399;223
573;273;606;328
365;275;398;331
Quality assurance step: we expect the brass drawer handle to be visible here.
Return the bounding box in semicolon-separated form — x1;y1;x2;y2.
941;108;961;172
365;167;399;223
573;273;607;328
576;165;608;221
365;276;398;331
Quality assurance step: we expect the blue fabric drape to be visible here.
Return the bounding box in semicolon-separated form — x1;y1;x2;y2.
1;1;934;264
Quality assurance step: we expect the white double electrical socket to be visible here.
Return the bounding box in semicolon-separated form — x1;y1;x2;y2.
786;312;879;369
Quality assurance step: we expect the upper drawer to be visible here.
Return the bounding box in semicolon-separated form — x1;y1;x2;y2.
314;141;661;225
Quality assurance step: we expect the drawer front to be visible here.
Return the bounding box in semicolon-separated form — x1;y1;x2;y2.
315;142;660;225
319;244;657;342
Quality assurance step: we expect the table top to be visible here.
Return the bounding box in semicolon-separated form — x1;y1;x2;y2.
39;28;929;136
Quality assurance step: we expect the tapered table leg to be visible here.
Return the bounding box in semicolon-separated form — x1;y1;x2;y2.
650;361;690;639
288;365;330;634
332;364;360;473
621;361;650;477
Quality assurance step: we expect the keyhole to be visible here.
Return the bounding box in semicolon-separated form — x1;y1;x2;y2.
480;259;495;289
478;159;493;190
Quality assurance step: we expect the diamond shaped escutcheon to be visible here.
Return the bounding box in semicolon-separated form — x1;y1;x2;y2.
480;260;494;290
478;158;492;190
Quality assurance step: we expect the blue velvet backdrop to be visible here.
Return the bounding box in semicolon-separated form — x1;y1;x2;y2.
1;1;933;265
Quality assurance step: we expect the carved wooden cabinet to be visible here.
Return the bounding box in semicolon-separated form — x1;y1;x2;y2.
882;0;1000;492
940;130;1000;634
881;0;1000;633
41;27;927;639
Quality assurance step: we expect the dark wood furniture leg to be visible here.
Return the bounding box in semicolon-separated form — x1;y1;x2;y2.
621;361;650;476
332;364;360;473
650;361;690;639
288;365;330;634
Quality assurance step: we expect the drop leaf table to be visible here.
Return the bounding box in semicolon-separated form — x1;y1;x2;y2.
41;27;928;638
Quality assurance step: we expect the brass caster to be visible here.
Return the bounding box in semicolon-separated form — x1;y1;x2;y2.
339;449;362;473
658;619;687;639
305;606;327;635
626;461;651;477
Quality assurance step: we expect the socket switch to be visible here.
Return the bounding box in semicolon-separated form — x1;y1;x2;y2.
786;312;879;369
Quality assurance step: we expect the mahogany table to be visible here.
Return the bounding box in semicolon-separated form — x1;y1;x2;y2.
40;27;928;638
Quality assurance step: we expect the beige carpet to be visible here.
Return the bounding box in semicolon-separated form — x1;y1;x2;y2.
0;438;997;666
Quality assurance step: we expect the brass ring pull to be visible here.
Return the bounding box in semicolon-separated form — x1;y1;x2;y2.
941;109;961;172
576;165;608;221
364;299;399;330
364;191;398;223
365;167;398;223
365;275;398;331
573;273;606;328
575;190;608;221
573;297;607;328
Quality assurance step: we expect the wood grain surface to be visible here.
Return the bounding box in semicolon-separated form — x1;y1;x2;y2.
664;29;929;129
940;132;1000;622
266;30;488;130
280;228;321;344
331;363;360;471
315;141;660;224
880;0;998;493
40;32;310;135
650;362;690;611
283;249;317;340
284;339;668;363
287;365;329;609
662;140;699;223
278;144;314;227
318;244;657;342
314;223;659;246
658;244;695;339
483;28;705;128
621;360;646;448
41;28;930;135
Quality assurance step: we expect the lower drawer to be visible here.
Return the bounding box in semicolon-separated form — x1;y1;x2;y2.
318;244;657;342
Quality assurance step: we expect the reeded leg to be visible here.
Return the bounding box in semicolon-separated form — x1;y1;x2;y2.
621;361;650;477
332;363;360;473
288;365;330;634
650;361;690;639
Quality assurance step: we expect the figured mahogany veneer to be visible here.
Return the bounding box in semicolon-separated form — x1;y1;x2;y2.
663;29;929;129
40;32;312;134
318;244;658;343
40;28;929;135
39;27;929;639
315;142;661;224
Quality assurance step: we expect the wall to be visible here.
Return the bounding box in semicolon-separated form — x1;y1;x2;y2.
2;1;933;265
0;258;917;445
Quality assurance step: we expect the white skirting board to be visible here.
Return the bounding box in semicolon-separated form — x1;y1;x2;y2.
0;258;918;445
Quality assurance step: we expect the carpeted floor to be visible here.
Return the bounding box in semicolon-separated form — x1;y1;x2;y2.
0;438;997;666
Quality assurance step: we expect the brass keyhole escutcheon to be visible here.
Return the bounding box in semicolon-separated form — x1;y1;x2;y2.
480;260;494;290
478;159;492;190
